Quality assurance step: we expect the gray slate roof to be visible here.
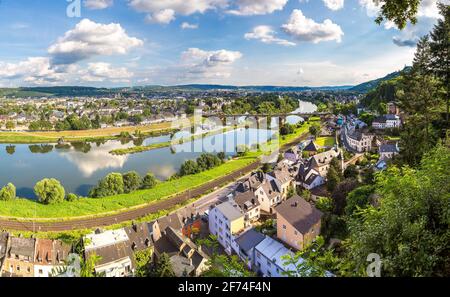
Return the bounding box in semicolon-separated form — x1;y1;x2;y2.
275;195;323;234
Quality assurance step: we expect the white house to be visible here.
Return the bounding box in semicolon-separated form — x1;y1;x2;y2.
379;143;400;160
254;180;283;214
84;229;134;277
253;236;300;277
208;200;246;255
372;115;401;129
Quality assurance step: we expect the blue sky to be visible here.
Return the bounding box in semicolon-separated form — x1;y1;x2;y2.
0;0;445;87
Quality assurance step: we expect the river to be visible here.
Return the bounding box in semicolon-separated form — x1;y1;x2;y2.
0;100;316;199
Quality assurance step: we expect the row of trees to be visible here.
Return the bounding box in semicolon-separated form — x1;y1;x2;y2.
177;153;225;177
89;171;158;198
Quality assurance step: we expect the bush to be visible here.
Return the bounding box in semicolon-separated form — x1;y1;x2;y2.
0;183;16;201
179;160;200;176
34;178;65;205
141;172;158;189
123;171;142;193
90;173;124;198
66;193;78;202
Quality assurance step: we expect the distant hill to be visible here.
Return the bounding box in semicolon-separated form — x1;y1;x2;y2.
0;86;111;97
350;66;411;93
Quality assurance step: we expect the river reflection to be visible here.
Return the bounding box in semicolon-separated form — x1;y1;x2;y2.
0;128;274;199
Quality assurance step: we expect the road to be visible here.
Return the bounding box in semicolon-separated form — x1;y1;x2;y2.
0;132;310;232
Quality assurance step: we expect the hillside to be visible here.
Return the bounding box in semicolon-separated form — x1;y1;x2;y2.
350;66;411;93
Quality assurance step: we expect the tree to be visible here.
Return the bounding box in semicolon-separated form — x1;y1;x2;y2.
344;164;358;179
89;173;124;198
179;160;200;176
373;0;421;30
429;3;450;123
151;253;175;277
326;167;341;193
331;178;359;216
282;236;338;277
80;254;104;277
5;121;15;130
309;124;320;138
122;171;142;193
134;248;153;277
141;172;158;189
0;183;16;201
397;71;442;166
344;185;375;216
346;145;450;276
34;178;65;204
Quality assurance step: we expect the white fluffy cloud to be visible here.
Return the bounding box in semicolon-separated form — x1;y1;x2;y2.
244;25;296;46
181;22;199;29
83;0;114;10
128;0;227;24
227;0;288;15
282;9;344;43
48;19;143;65
322;0;344;11
0;57;67;85
179;48;242;79
80;62;133;82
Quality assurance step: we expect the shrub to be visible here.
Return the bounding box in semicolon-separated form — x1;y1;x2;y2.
0;183;16;201
34;178;65;205
123;171;142;193
90;173;124;198
141;172;158;189
66;193;79;202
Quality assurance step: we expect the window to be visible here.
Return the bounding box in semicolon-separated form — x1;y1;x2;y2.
294;231;298;235
39;269;43;274
283;225;286;229
16;266;20;271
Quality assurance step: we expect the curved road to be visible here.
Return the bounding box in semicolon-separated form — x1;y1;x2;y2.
0;133;309;232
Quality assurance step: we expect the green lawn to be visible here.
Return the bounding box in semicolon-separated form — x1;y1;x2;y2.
0;123;312;220
316;137;336;147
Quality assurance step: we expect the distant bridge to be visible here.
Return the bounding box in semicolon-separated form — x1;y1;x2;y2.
201;112;331;126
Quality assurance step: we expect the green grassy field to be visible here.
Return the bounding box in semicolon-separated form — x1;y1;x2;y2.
316;137;336;147
0;123;312;220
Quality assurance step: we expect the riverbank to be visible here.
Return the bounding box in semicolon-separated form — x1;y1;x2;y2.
0;122;312;223
0;119;188;144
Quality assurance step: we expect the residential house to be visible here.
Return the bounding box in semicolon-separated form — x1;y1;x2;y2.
372;114;402;129
266;167;294;199
275;195;323;250
84;229;135;277
2;237;36;277
153;227;209;277
254;179;283;214
308;149;339;177
297;164;324;190
284;146;301;163
379;143;400;160
147;221;162;242
345;126;375;153
34;239;71;277
254;236;300;277
302;140;319;156
208;200;246;255
124;223;154;254
237;171;265;193
234;228;266;269
234;190;261;223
